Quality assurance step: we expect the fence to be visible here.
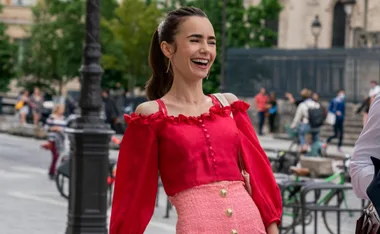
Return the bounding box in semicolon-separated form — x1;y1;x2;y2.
226;48;380;103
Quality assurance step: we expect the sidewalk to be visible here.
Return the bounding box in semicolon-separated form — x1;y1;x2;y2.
258;135;355;159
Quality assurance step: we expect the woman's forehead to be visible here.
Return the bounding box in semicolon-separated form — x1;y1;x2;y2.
177;16;215;38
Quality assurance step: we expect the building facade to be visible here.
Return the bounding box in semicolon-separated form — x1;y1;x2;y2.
277;0;380;49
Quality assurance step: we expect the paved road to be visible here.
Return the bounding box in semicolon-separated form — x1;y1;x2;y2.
0;133;177;234
0;133;364;234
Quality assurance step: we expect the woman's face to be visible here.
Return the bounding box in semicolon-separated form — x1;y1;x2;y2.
167;16;216;81
58;106;65;115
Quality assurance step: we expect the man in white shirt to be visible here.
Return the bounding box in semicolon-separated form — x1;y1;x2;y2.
350;92;380;199
368;80;380;98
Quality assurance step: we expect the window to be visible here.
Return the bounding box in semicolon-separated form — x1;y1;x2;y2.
11;0;36;6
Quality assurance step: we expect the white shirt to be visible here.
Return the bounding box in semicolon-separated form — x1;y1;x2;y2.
350;93;380;199
369;85;380;97
291;99;320;126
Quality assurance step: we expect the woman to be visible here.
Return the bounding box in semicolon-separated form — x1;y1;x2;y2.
267;92;278;134
16;90;30;125
42;104;66;179
110;7;282;234
30;87;44;125
290;89;321;152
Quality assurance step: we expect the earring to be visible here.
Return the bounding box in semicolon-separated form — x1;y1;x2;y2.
166;60;171;73
206;71;210;80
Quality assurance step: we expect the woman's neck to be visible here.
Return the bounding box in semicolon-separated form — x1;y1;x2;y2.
166;77;206;105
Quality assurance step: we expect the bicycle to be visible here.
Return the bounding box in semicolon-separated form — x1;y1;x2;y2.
278;154;353;234
55;154;117;208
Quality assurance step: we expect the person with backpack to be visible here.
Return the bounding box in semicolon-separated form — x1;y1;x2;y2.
290;89;324;153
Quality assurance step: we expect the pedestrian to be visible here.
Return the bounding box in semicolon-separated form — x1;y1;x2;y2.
323;89;346;152
267;91;278;134
29;87;44;126
15;90;30;125
110;7;282;234
290;89;323;153
356;80;380;126
254;87;268;135
41;104;66;180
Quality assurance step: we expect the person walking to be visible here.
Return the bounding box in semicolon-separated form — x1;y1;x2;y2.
110;7;282;234
323;89;346;152
267;91;278;134
254;87;268;135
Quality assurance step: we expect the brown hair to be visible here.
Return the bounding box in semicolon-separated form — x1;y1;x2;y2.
145;7;207;100
300;88;312;99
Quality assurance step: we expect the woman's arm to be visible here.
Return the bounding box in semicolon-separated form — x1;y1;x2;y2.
350;94;380;199
223;93;282;230
110;102;159;234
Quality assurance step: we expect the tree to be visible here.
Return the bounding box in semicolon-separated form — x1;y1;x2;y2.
101;0;162;95
100;0;124;90
0;4;17;93
21;0;85;95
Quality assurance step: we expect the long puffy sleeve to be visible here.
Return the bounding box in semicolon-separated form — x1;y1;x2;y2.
350;94;380;200
231;101;283;228
110;115;159;234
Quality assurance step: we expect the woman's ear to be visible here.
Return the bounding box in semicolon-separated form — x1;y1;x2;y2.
160;41;174;59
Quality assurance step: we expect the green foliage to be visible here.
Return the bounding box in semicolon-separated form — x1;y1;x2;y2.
101;0;162;92
0;4;17;92
160;0;282;93
20;0;85;94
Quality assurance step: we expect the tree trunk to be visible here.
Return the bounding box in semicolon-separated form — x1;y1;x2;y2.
58;78;63;97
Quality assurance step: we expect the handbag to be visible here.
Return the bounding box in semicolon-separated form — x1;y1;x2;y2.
212;93;252;196
325;112;336;125
356;156;380;234
355;203;380;234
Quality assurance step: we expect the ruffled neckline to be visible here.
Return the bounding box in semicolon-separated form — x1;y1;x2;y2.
124;100;250;125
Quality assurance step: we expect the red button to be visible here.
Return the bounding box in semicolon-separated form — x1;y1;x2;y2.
206;134;210;138
203;129;208;132
199;119;203;123
209;146;213;150
201;124;205;127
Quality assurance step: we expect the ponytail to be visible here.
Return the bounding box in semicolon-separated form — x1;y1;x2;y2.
145;30;173;100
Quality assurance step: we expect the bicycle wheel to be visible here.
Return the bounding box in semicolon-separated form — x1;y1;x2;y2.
55;171;69;199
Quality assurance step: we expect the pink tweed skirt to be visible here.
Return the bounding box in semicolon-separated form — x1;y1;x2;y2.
168;181;266;234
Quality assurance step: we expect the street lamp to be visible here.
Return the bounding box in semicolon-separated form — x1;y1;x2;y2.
311;15;322;48
342;0;356;16
65;0;113;233
342;0;356;47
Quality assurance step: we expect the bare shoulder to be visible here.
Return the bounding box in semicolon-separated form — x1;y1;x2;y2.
135;101;159;115
222;93;239;104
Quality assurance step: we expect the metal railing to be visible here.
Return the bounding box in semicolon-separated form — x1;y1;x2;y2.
226;48;380;103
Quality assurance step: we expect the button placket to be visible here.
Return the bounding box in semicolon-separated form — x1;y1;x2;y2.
199;118;217;175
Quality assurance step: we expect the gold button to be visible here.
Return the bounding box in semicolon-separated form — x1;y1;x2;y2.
220;189;227;198
226;208;233;217
231;229;238;234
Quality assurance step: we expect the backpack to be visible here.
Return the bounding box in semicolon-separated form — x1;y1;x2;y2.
307;101;324;128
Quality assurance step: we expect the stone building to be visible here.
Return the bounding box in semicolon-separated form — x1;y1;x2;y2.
277;0;380;49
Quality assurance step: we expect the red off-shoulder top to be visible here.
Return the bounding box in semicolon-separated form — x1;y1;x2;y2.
110;95;282;234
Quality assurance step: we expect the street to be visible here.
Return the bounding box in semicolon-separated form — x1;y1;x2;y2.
0;133;363;234
0;133;176;234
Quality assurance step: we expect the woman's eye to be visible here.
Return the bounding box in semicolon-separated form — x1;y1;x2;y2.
190;39;199;43
208;41;216;45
